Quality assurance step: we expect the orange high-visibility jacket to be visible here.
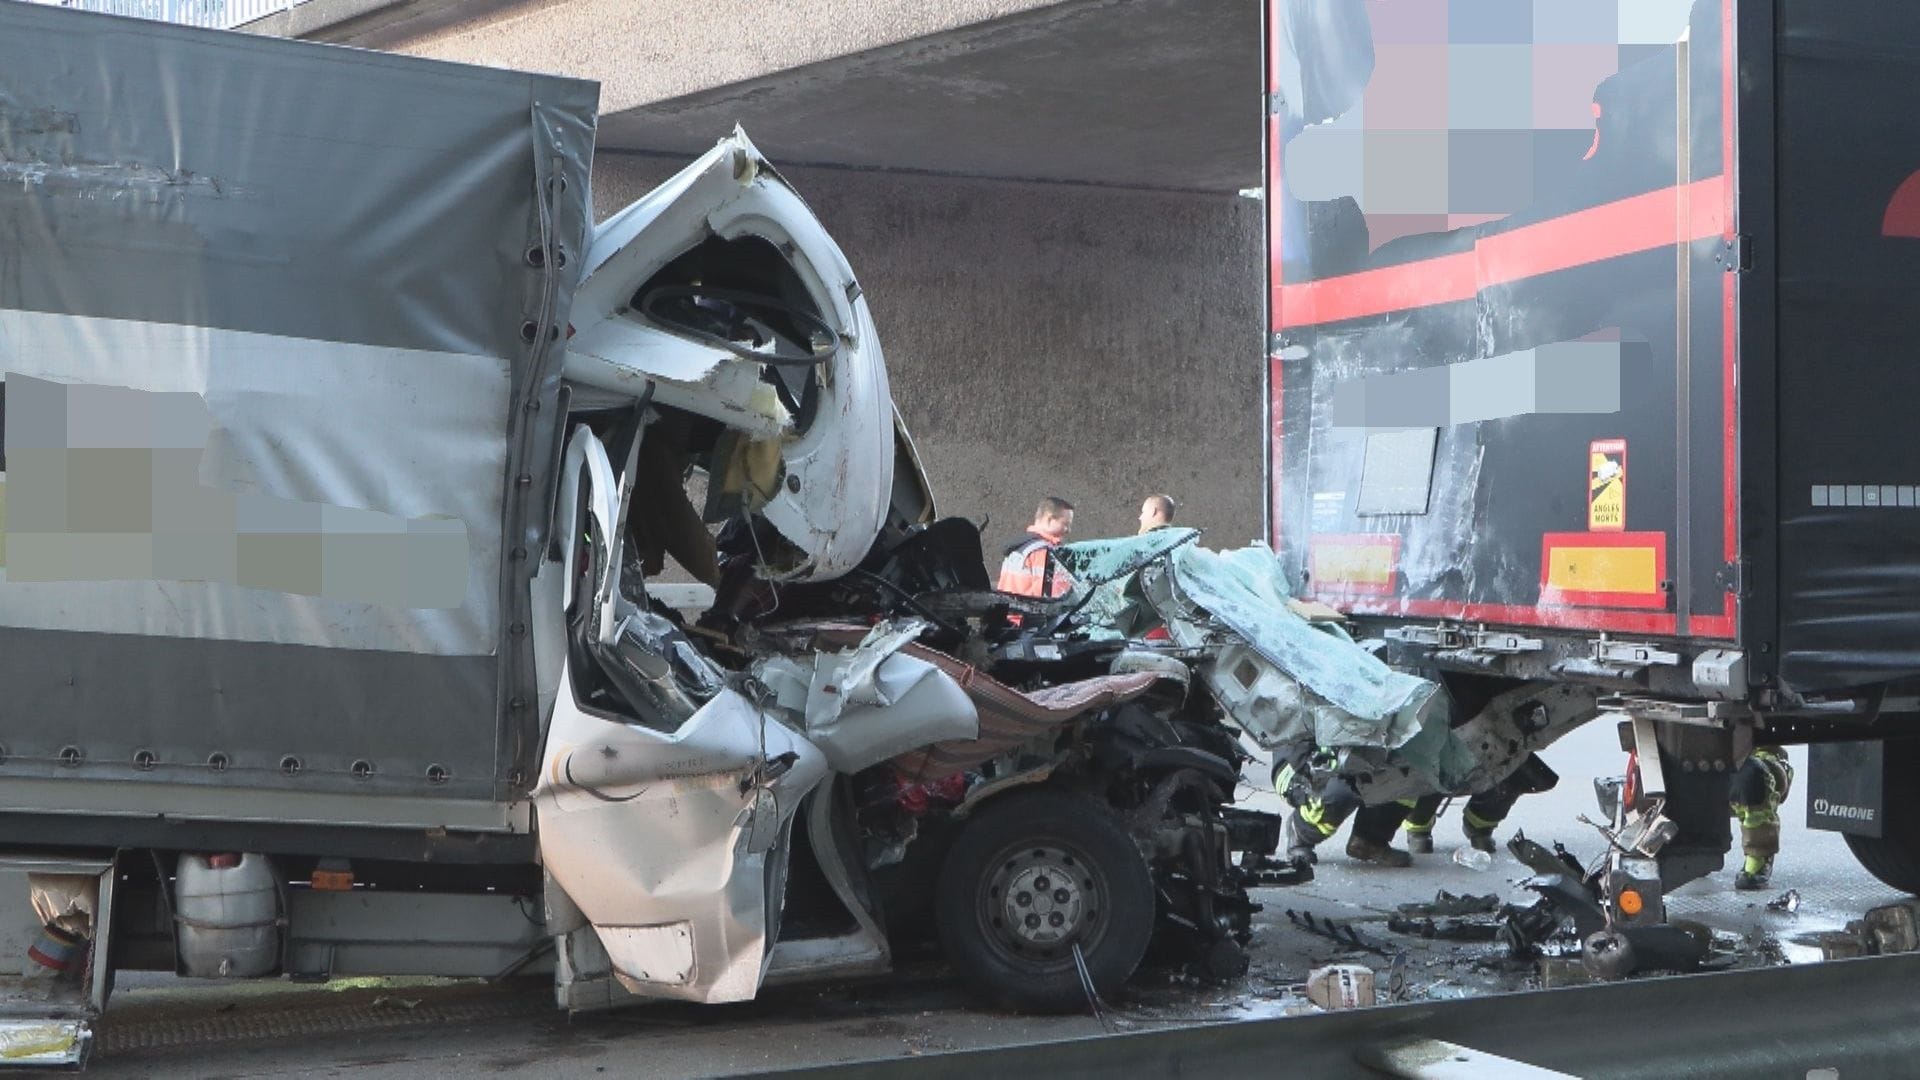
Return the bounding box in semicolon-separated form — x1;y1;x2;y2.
996;533;1073;598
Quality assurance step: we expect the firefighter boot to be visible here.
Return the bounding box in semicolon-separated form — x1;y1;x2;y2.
1462;807;1501;855
1735;819;1781;891
1346;835;1415;868
1286;807;1334;866
1347;802;1415;867
1405;799;1436;849
1402;795;1444;855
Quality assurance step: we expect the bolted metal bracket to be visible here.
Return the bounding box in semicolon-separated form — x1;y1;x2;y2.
1714;234;1751;273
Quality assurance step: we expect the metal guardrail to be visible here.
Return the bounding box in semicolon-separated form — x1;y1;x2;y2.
13;0;306;30
757;953;1920;1079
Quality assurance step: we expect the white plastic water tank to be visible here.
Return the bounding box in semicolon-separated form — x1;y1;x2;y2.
174;853;280;978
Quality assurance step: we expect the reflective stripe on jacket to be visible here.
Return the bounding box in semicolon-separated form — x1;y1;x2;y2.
996;535;1072;598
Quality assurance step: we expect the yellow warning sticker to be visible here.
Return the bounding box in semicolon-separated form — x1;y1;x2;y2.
1589;439;1626;532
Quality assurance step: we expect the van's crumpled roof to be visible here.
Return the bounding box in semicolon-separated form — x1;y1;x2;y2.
1060;533;1469;787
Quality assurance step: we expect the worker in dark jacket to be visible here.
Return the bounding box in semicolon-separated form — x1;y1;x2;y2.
996;496;1075;598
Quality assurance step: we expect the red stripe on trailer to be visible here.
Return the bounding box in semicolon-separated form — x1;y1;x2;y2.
1274;178;1729;329
1692;614;1737;639
1720;0;1741;633
1267;101;1285;551
1268;351;1284;552
1338;597;1682;637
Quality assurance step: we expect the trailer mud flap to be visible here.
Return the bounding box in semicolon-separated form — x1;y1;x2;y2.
1807;742;1884;838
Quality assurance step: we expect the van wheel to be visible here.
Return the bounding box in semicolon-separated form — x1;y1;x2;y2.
935;789;1155;1013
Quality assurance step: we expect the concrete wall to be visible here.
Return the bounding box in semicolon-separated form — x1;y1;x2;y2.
592;155;1265;554
365;0;1066;115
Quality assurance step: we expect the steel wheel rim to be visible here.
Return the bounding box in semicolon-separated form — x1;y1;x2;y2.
977;840;1110;970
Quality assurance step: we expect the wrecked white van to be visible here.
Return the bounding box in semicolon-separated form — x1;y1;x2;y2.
0;6;1298;1064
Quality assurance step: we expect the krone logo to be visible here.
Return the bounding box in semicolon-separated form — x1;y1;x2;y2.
1813;798;1876;822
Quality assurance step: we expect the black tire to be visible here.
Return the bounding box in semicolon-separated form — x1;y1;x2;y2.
935;789;1155;1013
1845;831;1920;893
1843;739;1920;894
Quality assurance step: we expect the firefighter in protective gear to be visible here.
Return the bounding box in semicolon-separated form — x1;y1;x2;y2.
1730;744;1793;890
1397;754;1560;855
996;496;1075;599
1274;754;1416;868
1399;792;1514;855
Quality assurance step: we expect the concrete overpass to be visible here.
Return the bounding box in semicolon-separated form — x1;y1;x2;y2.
252;0;1266;547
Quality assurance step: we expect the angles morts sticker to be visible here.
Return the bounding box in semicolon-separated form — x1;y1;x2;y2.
1588;438;1626;532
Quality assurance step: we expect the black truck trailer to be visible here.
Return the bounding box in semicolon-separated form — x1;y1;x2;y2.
1265;0;1920;893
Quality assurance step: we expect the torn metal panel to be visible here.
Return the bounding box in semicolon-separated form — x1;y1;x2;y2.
567;129;893;584
1162;542;1438;730
763;786;892;985
886;650;1160;781
1349;682;1599;803
534;676;828;1005
755;621;979;775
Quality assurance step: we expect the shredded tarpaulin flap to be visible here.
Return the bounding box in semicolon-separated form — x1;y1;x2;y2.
1168;543;1435;728
1056;529;1203;641
1061;533;1458;783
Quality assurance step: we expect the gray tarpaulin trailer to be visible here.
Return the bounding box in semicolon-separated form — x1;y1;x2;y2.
0;3;595;1061
0;4;1304;1064
0;4;595;814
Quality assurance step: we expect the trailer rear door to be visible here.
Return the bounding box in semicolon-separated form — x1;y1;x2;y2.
1264;0;1740;644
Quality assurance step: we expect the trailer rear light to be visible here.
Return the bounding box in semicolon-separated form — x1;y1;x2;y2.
1617;888;1645;917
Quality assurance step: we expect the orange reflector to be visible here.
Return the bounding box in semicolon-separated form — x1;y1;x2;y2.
1546;546;1657;595
1539;532;1668;610
311;865;353;892
1618;889;1644;917
1308;535;1400;596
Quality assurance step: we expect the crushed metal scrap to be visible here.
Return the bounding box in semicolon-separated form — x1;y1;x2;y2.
614;499;1599;1008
